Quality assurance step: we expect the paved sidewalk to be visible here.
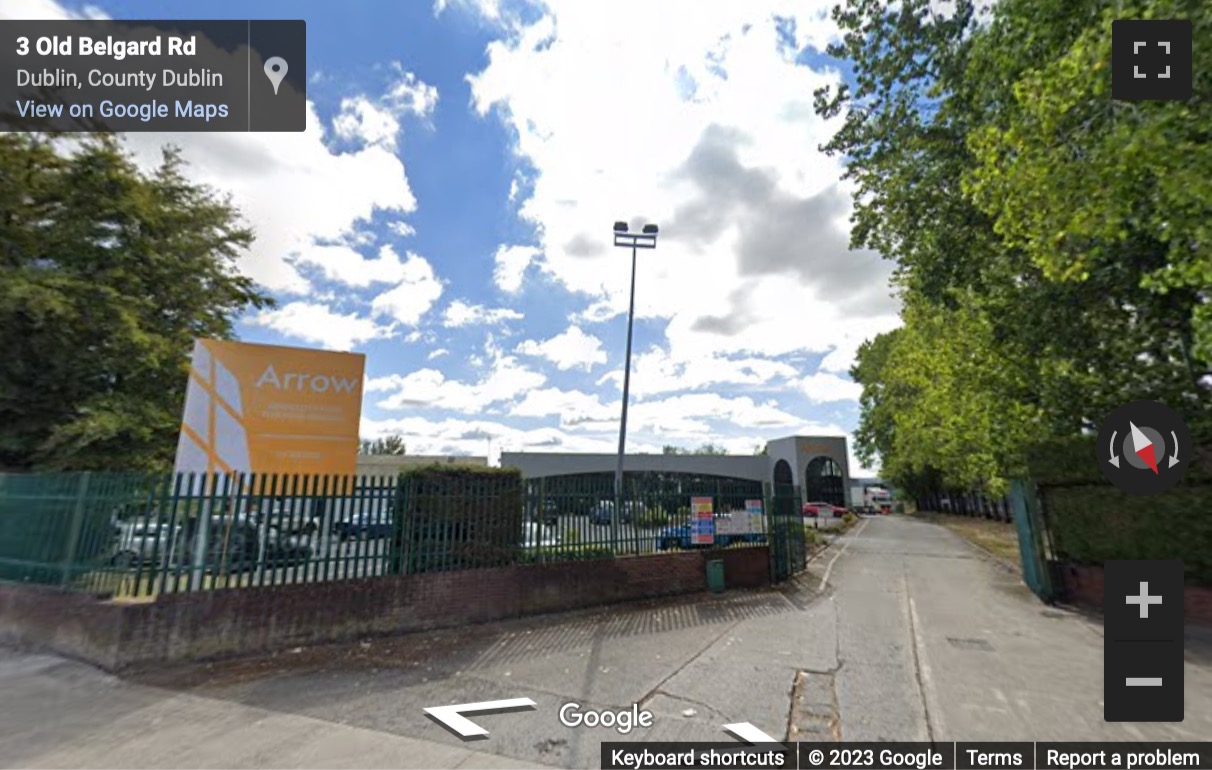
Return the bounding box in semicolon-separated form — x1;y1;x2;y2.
0;650;553;769
2;515;1210;769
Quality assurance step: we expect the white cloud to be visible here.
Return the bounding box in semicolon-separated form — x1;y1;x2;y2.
515;326;607;371
630;393;804;436
817;332;878;375
596;346;798;397
384;64;441;117
799;372;863;403
333;96;402;148
493;244;541;292
465;1;902;373
573;299;621;323
294;244;414;288
370;253;445;325
509;383;810;443
365;374;405;393
360;414;620;466
125;104;415;296
512;387;616;424
0;4;426;299
1;0;104;20
359;414;868;472
249;302;395;351
332;67;438;150
443;299;524;327
434;0;501;21
373;344;546;412
428;348;450;360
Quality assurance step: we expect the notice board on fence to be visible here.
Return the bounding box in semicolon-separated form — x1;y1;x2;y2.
691;496;714;545
716;499;765;535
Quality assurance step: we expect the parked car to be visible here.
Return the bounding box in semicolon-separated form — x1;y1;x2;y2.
254;501;321;535
526;498;559;526
110;520;179;567
801;502;841;518
175;514;261;573
589;500;643;525
590;500;618;525
263;527;313;567
522;521;560;548
654;521;766;551
332;511;393;541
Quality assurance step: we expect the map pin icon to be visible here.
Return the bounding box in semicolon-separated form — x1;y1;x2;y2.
264;56;288;95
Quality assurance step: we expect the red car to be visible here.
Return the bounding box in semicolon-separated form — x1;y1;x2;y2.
801;502;840;518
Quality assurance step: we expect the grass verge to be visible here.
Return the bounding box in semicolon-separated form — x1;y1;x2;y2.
915;511;1021;569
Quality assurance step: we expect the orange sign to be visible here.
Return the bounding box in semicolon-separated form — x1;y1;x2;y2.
798;442;833;455
173;339;366;476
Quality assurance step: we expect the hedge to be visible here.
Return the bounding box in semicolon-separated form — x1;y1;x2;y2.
1027;436;1212;584
389;464;524;574
516;546;614;565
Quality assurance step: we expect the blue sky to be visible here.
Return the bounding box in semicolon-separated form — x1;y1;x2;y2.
10;0;900;473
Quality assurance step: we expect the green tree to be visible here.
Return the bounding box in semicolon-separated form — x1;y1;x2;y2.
965;0;1212;383
661;443;728;455
0;134;273;471
359;435;407;455
878;297;1038;495
818;0;1212;489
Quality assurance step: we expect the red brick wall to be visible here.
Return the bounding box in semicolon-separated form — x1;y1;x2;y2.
0;546;770;670
717;546;770;588
1055;562;1212;627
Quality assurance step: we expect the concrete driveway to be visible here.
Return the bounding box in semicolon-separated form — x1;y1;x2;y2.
2;515;1209;769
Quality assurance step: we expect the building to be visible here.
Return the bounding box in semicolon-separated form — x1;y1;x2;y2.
500;434;850;508
355;454;488;477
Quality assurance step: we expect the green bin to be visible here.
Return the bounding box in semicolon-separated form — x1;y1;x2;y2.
706;558;725;593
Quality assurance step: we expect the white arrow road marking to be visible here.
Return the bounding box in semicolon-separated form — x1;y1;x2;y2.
423;698;537;738
723;722;780;743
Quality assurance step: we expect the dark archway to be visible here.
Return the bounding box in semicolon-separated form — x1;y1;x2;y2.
772;459;793;487
804;456;845;506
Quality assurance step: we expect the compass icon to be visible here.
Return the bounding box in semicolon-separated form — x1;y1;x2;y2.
1097;400;1191;495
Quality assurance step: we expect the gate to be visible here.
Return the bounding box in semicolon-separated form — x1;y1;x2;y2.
768;484;806;582
1009;479;1055;602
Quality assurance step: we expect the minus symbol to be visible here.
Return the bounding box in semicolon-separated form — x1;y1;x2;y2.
1125;677;1163;686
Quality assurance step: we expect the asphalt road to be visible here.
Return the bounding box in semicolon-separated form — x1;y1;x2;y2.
2;515;1210;769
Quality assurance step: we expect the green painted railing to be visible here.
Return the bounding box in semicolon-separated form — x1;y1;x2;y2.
0;471;778;597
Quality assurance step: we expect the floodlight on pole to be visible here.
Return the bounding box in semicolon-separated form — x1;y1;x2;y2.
611;220;659;541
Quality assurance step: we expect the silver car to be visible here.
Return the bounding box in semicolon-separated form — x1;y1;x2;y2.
111;520;178;566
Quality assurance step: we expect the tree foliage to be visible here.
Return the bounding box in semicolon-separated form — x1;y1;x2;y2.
820;0;1212;496
0;134;273;471
662;443;729;456
359;435;408;455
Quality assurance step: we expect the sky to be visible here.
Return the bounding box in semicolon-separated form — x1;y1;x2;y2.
5;0;902;475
